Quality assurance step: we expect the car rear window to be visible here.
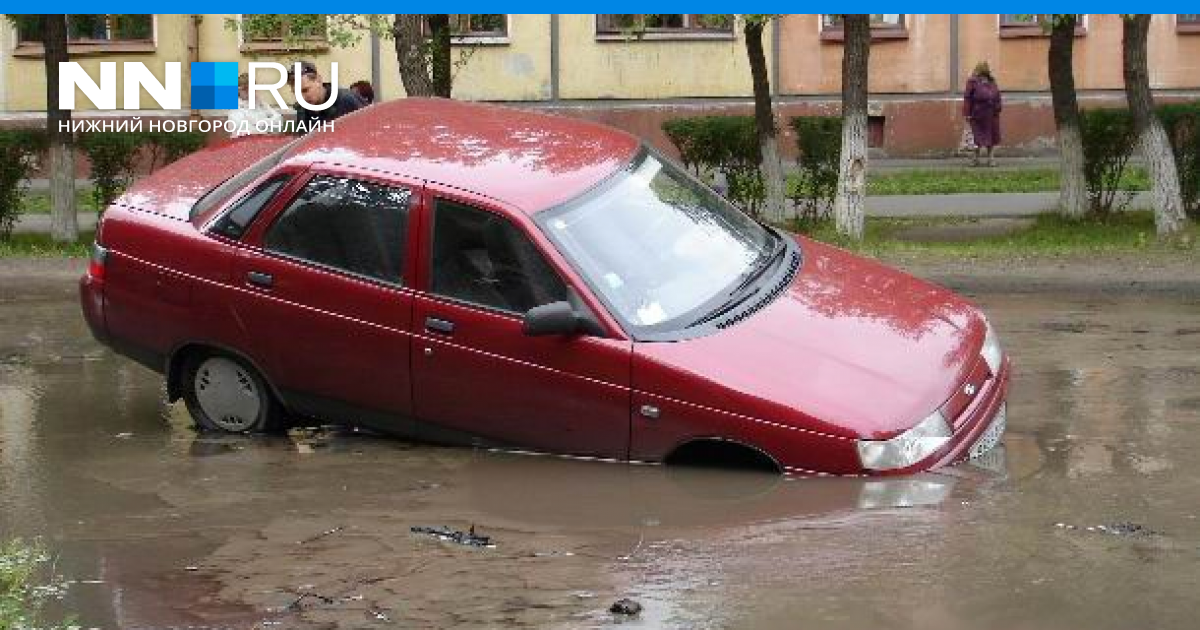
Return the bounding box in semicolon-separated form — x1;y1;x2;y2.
189;137;302;221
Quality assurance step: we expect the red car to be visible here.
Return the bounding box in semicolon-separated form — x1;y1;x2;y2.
80;98;1009;476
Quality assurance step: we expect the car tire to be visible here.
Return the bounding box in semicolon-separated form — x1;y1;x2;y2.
182;351;284;433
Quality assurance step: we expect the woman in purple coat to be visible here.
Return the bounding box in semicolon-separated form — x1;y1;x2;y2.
963;62;1002;166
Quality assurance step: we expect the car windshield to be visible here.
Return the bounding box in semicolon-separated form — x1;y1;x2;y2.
539;150;778;335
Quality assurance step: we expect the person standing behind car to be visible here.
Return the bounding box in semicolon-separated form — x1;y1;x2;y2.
963;62;1002;167
290;60;364;134
349;80;375;106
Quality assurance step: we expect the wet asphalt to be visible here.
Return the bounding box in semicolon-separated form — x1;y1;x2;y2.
2;262;1200;629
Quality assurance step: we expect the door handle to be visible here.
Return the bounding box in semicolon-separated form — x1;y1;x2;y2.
246;271;274;288
425;317;455;335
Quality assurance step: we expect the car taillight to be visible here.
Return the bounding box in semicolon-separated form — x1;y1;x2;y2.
88;243;108;281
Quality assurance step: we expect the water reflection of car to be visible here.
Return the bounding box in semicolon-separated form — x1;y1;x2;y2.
79;98;1010;476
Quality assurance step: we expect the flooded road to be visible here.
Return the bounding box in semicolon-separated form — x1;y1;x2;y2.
3;265;1200;629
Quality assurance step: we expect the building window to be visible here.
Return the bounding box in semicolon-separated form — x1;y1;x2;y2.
820;15;907;41
1179;15;1200;33
595;15;734;40
16;14;153;44
999;15;1086;38
449;15;507;39
241;15;327;43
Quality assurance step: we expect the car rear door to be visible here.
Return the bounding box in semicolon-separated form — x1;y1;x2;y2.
228;164;422;433
408;188;632;459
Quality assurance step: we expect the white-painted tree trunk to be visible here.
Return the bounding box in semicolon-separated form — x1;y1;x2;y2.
48;142;77;243
759;136;787;224
1056;123;1088;218
834;111;868;240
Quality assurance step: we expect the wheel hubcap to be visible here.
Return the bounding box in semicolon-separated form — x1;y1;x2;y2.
193;357;262;432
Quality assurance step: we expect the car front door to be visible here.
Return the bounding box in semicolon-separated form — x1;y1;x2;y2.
409;191;632;459
229;166;421;433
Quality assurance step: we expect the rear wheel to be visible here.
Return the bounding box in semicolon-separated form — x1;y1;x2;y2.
182;352;283;433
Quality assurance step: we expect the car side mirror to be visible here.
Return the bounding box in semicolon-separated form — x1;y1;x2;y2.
522;301;580;337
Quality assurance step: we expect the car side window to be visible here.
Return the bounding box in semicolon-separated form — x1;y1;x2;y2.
264;176;411;285
431;200;567;314
211;174;291;239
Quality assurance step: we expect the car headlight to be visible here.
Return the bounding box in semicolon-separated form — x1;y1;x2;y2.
856;410;953;471
981;320;1003;374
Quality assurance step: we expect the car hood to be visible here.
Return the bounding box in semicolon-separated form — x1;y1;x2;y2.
633;236;985;440
114;135;292;221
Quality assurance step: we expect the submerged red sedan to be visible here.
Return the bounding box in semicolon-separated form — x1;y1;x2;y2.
80;98;1009;475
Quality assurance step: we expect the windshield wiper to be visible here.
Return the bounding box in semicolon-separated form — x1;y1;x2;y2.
689;235;786;327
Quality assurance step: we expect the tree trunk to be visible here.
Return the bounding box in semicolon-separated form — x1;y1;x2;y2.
392;14;435;97
1049;15;1087;219
43;15;77;243
834;15;870;241
1122;15;1186;238
743;19;786;224
426;15;453;98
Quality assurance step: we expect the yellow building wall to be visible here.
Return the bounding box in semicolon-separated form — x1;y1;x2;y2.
3;15;190;112
958;14;1199;92
556;15;765;100
779;14;951;95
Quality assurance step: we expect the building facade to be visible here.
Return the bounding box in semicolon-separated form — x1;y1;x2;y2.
2;14;1198;157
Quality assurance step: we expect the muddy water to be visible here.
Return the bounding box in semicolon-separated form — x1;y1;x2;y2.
3;273;1200;629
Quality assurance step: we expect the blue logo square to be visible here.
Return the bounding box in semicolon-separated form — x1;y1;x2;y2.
191;62;239;109
192;85;238;110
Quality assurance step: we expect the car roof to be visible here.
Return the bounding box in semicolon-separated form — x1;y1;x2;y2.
282;98;640;213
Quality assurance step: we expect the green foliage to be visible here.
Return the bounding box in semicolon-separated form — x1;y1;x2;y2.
1156;102;1200;218
661;115;765;215
0;130;47;241
76;131;207;211
77;132;141;211
1080;107;1137;216
789;116;842;227
0;230;94;257
0;539;76;630
855;167;1148;196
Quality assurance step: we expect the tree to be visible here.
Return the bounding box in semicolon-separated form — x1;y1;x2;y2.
1048;15;1087;219
7;15;78;242
833;15;870;240
391;15;452;97
1122;14;1186;238
741;15;787;224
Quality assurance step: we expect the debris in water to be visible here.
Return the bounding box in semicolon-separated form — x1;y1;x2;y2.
1055;521;1159;537
411;525;494;548
609;598;642;616
114;432;134;439
299;525;344;545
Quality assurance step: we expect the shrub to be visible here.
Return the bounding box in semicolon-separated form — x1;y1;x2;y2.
662;116;765;216
0;130;47;241
0;539;74;630
1156;101;1200;218
77;132;142;211
1080;107;1137;217
789;116;842;227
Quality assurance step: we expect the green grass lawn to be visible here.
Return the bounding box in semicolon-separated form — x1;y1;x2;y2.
783;167;1151;197
0;231;93;257
866;167;1149;196
20;188;95;214
798;211;1196;258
